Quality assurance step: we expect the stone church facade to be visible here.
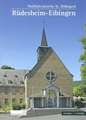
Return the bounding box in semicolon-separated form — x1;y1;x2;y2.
0;28;73;109
25;28;73;108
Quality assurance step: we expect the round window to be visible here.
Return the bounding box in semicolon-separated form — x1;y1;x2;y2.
46;72;56;82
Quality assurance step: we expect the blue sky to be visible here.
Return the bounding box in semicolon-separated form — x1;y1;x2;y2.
0;0;86;80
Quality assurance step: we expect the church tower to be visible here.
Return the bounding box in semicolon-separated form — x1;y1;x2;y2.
37;28;50;61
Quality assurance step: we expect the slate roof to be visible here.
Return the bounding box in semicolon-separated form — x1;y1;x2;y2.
0;69;28;86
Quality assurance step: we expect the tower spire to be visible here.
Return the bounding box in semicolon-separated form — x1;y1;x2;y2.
41;27;48;47
37;27;49;61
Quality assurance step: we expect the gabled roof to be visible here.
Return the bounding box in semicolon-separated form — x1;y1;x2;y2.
26;47;73;79
25;28;73;80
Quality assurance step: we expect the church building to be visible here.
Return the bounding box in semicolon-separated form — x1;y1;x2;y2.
25;28;73;108
0;28;73;109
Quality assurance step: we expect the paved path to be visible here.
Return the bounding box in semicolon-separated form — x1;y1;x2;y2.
0;114;86;120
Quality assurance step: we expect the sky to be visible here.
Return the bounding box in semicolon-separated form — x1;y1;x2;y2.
0;0;86;81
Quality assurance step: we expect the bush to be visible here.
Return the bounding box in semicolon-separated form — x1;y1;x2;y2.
12;102;25;110
2;105;11;112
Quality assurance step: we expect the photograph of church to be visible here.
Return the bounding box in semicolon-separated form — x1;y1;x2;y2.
0;28;73;109
25;28;73;108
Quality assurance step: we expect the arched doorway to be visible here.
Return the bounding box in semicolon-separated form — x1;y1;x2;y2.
47;89;57;107
46;85;59;108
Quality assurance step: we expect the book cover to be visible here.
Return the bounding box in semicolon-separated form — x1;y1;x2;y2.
0;0;86;119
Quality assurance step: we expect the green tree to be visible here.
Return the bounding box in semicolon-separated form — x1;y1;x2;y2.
1;65;15;70
79;38;86;96
80;26;86;83
73;86;83;96
73;85;86;97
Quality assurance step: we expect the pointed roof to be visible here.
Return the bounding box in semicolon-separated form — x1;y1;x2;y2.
41;28;48;47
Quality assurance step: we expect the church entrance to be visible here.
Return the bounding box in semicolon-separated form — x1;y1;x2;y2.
30;85;59;108
47;90;57;107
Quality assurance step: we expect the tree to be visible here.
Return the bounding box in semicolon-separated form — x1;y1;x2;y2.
73;85;86;97
1;65;15;70
73;86;83;96
80;29;86;83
